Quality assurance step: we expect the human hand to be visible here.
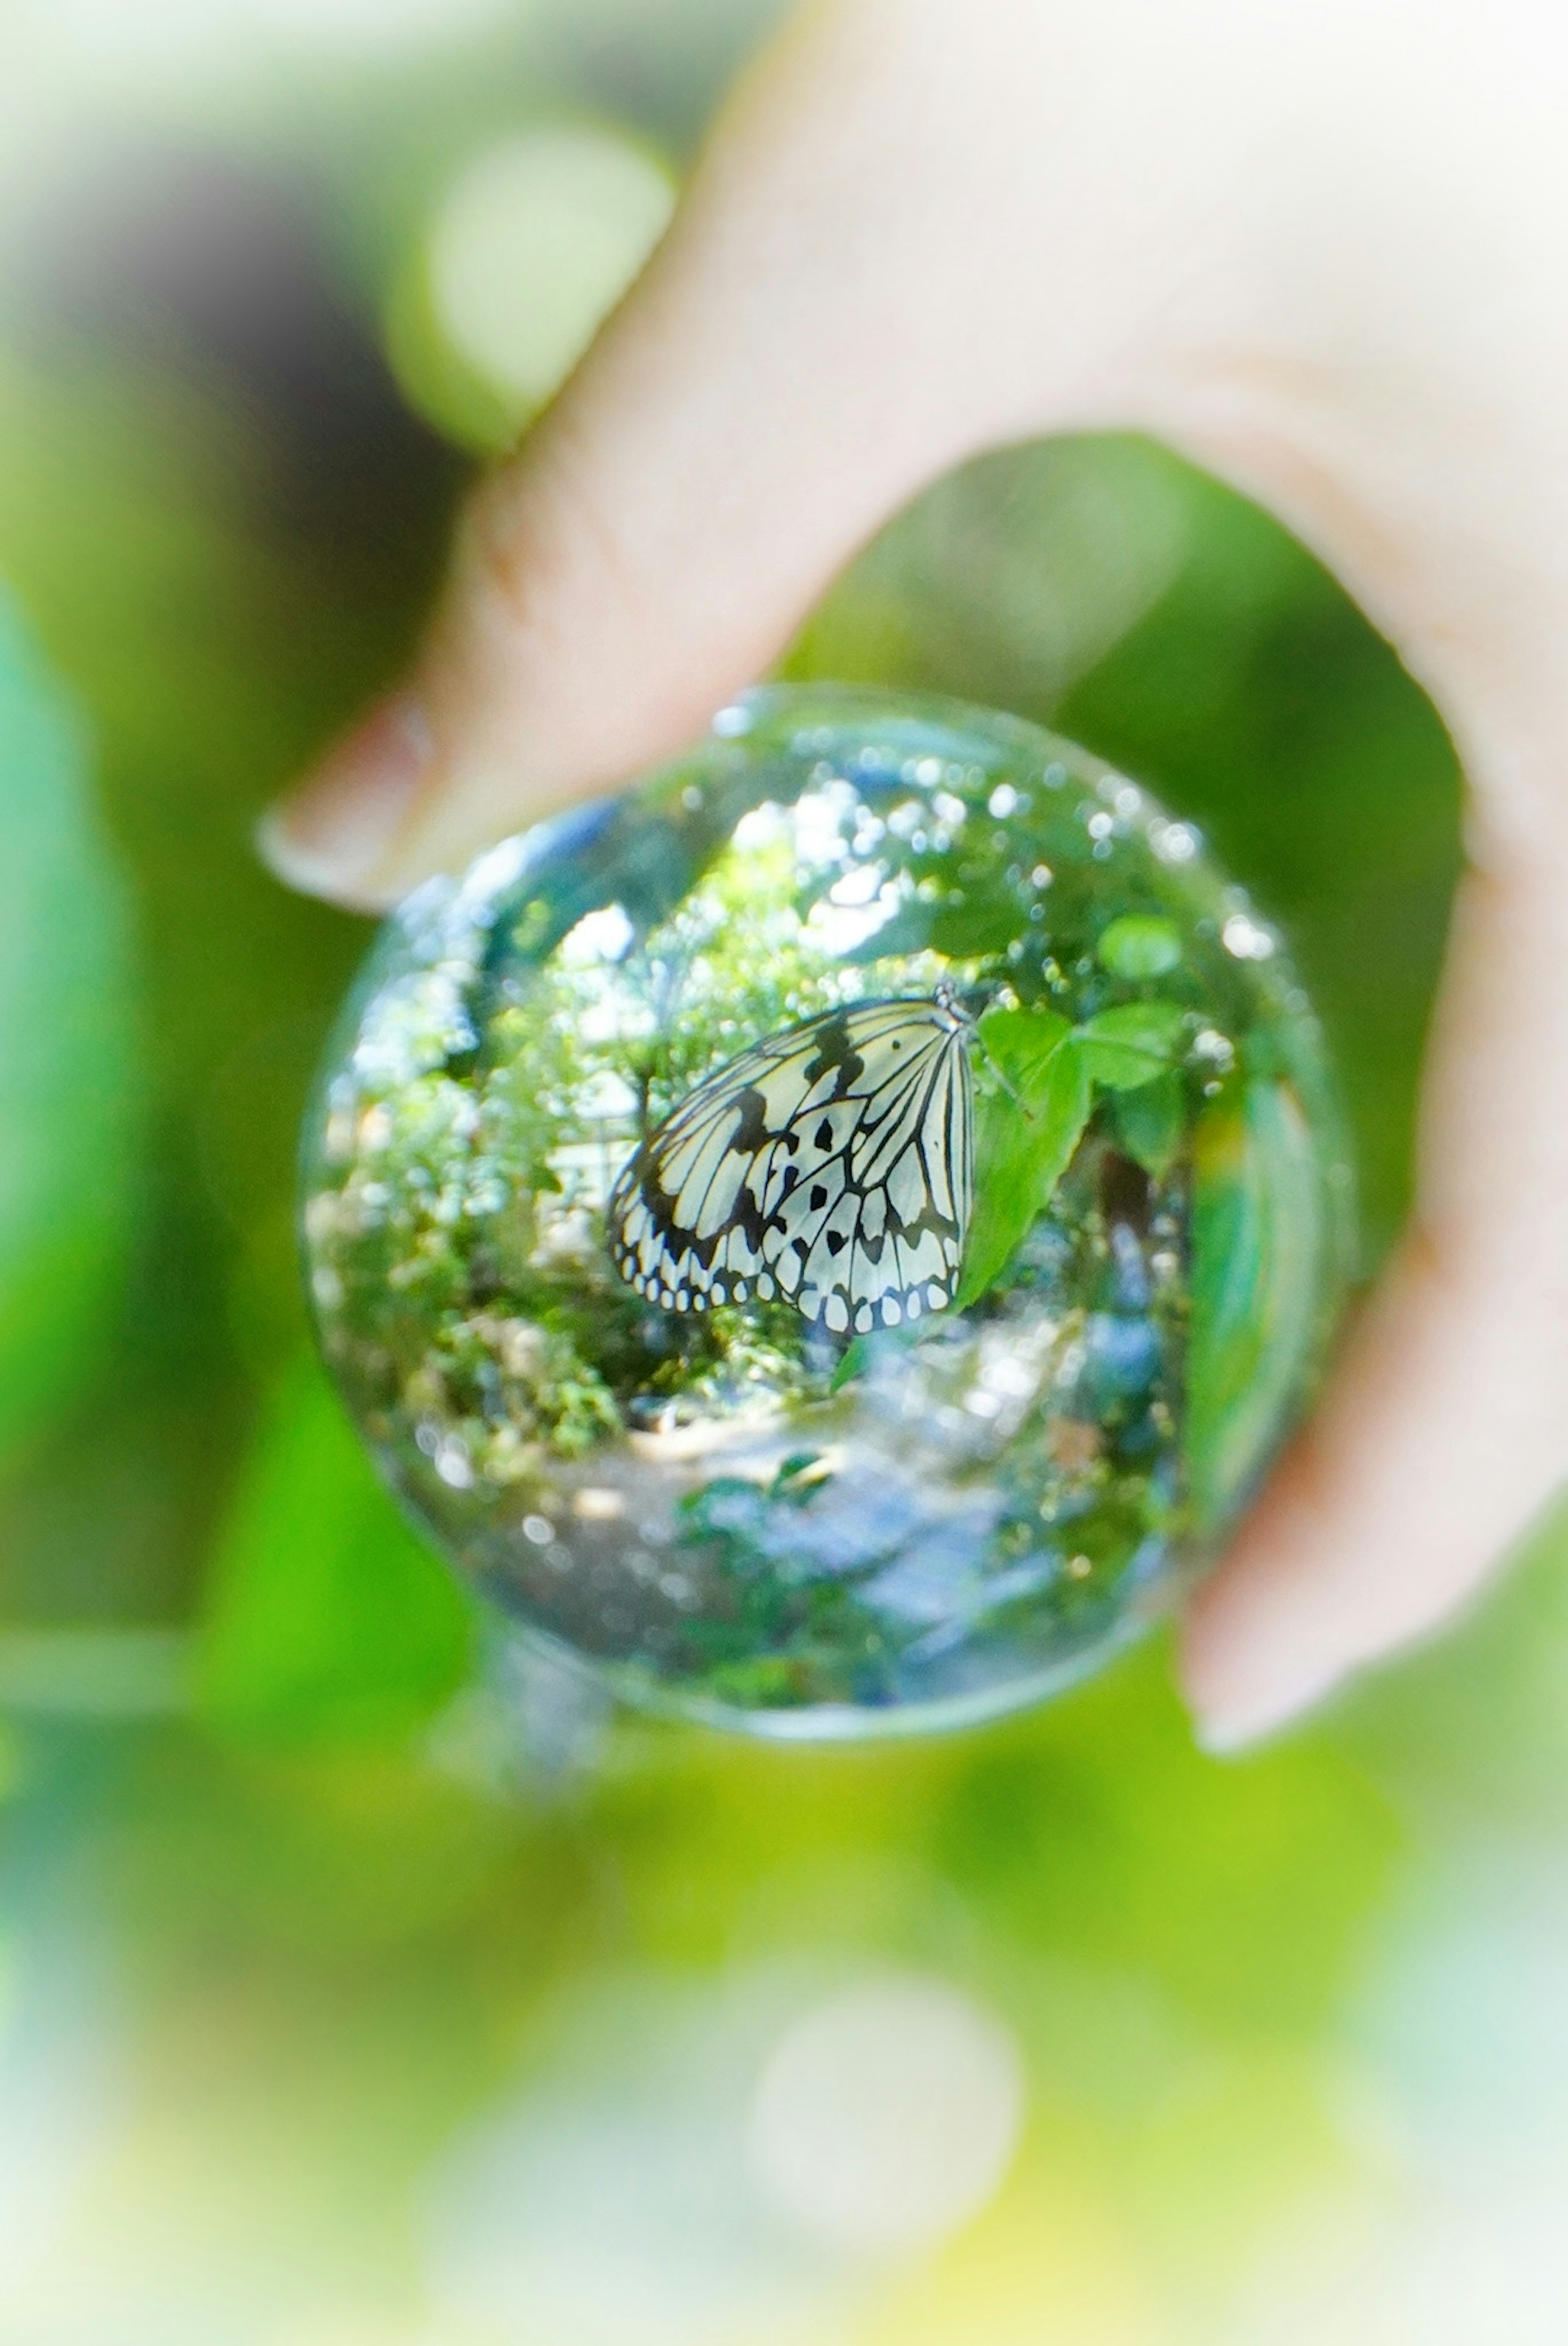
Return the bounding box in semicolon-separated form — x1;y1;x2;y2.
261;0;1568;1747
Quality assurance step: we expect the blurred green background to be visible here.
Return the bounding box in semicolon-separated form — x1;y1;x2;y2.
0;4;1564;2342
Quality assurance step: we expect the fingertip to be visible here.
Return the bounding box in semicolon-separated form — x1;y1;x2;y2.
1178;1457;1353;1752
1182;1630;1346;1755
257;693;432;909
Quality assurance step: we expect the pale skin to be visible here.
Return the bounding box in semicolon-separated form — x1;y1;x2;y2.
261;0;1568;1747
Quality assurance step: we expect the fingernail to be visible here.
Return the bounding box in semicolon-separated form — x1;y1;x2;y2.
257;693;431;907
1189;1658;1342;1756
1192;1708;1274;1758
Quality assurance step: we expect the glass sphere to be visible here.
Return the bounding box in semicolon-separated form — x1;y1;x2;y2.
302;687;1353;1737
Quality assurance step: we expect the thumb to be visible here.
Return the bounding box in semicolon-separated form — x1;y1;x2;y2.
258;0;1201;909
258;13;1013;908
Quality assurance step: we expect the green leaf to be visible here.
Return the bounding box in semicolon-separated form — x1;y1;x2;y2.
929;893;1027;958
1075;999;1189;1091
1111;1067;1185;1178
973;1003;1068;1083
195;1357;475;1747
956;1014;1091;1307
1096;914;1183;980
1185;1079;1327;1530
0;593;138;1464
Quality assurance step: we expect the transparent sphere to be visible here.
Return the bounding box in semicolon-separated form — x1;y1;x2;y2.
303;687;1353;1737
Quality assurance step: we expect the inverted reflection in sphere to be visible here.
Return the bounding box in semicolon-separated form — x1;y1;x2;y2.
304;687;1350;1735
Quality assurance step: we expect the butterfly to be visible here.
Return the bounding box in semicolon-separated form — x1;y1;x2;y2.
608;996;973;1336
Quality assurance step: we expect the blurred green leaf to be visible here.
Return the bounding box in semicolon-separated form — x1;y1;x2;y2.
1186;1079;1326;1529
956;1009;1090;1307
1074;999;1188;1091
931;1640;1400;2036
0;592;138;1465
1110;1067;1185;1178
928;891;1026;959
1096;913;1183;979
196;1357;475;1747
784;434;1196;715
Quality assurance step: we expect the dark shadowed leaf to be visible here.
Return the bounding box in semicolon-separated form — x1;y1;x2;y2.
1111;1067;1185;1177
929;891;1027;959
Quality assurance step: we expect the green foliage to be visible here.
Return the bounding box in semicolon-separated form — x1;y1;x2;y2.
930;1639;1400;2035
1073;999;1188;1090
783;435;1196;718
668;1451;882;1707
195;1357;475;1747
0;345;427;1630
1185;1078;1327;1528
1110;1067;1185;1177
0;594;138;1464
1096;913;1183;979
1058;451;1461;1262
977;1003;1074;1090
956;1007;1091;1306
0;42;1517;2330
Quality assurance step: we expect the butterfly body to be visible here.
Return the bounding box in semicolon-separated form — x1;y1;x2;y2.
608;997;973;1336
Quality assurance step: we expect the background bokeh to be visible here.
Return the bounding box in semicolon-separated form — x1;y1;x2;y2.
0;3;1562;2341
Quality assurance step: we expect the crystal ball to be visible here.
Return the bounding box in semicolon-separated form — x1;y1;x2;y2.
303;687;1352;1737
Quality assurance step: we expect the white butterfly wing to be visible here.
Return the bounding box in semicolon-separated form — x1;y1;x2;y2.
609;999;973;1333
